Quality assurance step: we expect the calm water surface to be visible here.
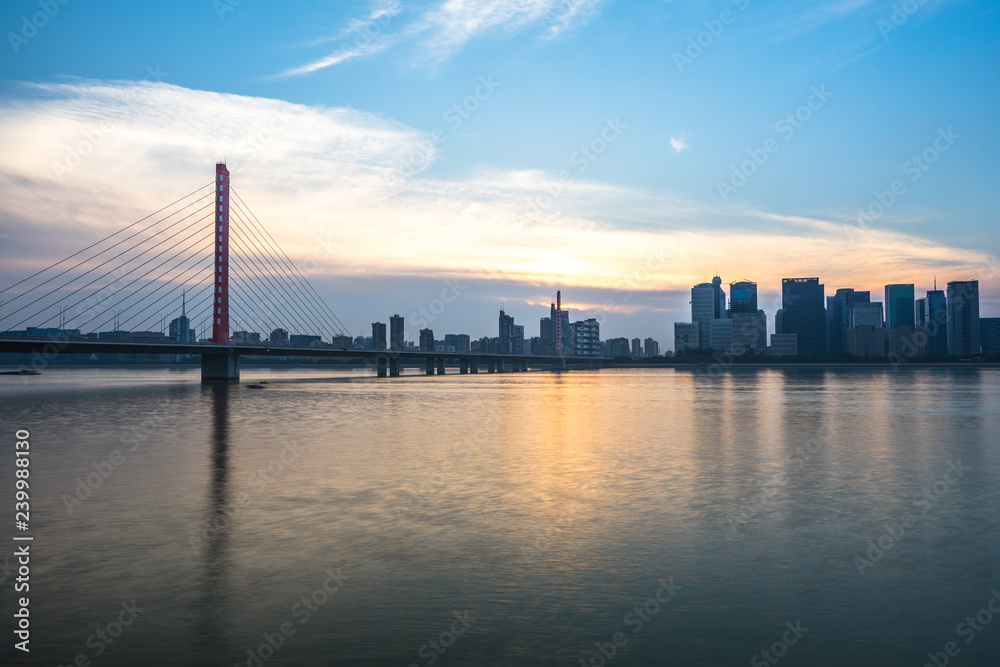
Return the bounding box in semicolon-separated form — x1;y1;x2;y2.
1;367;998;666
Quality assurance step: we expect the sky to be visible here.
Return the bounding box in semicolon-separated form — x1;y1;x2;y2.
0;0;998;347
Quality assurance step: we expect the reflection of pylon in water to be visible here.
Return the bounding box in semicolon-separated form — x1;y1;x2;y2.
555;290;562;357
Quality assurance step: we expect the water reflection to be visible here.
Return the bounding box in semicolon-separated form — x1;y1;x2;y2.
195;383;232;664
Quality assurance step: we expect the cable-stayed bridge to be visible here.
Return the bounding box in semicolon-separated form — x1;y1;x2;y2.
0;163;591;381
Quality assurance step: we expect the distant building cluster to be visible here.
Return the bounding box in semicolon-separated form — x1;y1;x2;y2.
674;276;994;358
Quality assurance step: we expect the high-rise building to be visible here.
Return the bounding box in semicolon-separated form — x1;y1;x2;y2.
926;288;948;355
914;298;927;329
674;322;700;353
768;334;797;356
828;288;870;353
444;333;470;353
389;314;404;351
709;319;733;353
731;311;766;355
851;302;884;328
571;319;600;356
541;303;570;355
605;337;631;358
168;292;195;342
947;280;980;355
885;284;916;328
513;324;525;354
981;318;1000;354
729;280;758;314
269;328;289;345
631;337;642;359
692;277;726;348
781;278;826;355
372;322;387;351
644;338;659;357
419;328;434;351
499;309;515;353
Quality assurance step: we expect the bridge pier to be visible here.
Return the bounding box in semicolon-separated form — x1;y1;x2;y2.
469;359;478;374
487;359;495;373
425;358;435;375
377;356;387;377
389;358;400;377
436;358;446;375
201;353;240;383
460;359;469;374
521;359;528;372
496;358;505;373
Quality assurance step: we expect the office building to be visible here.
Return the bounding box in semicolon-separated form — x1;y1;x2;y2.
605;337;631;358
885;284;915;328
709;319;733;353
232;331;261;343
692;276;726;348
781;277;827;355
925;288;948;355
444;334;470;353
513;324;524;354
289;334;321;347
947;280;980;355
729;280;758;314
499;309;515;353
769;333;797;356
981;318;1000;354
851;302;884;328
731;311;766;355
389;314;404;351
371;322;387;351
828;288;870;353
674;322;700;353
269;328;289;345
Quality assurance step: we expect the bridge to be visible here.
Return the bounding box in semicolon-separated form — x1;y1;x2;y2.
0;163;602;381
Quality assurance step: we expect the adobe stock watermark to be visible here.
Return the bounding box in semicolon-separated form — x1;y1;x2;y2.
190;441;308;555
843;126;959;241
511;117;629;232
54;600;144;666
61;394;184;513
673;0;752;73
408;278;468;335
407;610;477;667
750;620;810;666
235;568;347;667
878;0;930;40
726;423;831;533
853;458;966;576
51;65;170;181
921;588;1000;667
213;0;243;21
7;0;71;54
239;113;290;162
577;578;682;667
716;84;833;201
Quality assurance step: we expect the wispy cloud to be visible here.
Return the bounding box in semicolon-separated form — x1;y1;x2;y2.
669;135;689;154
274;0;604;77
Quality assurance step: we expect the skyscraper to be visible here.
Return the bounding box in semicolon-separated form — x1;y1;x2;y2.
781;277;826;355
884;284;915;328
692;276;726;348
419;328;434;351
926;287;948;355
371;322;387;351
728;280;758;314
389;314;404;351
499;309;515;353
947;280;980;355
828;288;870;353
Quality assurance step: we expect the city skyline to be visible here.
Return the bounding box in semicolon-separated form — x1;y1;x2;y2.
1;1;998;342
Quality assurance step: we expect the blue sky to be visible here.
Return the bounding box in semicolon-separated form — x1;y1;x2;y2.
1;0;998;345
